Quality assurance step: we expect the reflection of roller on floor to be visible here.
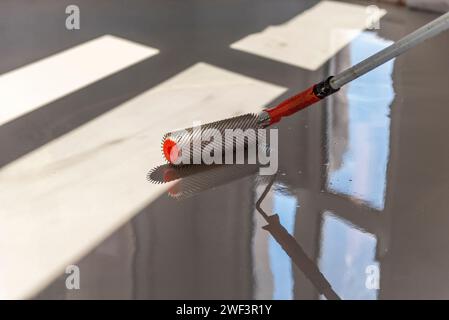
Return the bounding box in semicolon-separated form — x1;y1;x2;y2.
148;164;340;299
148;163;261;200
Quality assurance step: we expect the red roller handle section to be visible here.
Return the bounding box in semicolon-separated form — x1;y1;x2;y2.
265;85;321;125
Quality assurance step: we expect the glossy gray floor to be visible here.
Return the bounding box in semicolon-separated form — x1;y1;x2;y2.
2;0;449;299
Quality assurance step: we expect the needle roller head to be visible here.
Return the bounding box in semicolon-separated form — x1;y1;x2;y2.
161;113;263;165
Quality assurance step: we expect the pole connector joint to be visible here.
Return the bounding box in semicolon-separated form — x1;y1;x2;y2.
313;76;340;99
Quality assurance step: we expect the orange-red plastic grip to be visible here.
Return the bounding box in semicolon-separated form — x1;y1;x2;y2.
265;85;321;125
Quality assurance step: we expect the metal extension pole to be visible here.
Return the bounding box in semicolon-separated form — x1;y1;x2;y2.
330;11;449;90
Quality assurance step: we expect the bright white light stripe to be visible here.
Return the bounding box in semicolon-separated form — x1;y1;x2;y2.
230;1;386;71
0;35;159;126
0;62;286;299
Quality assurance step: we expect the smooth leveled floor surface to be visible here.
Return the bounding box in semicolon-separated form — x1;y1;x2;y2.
1;0;449;299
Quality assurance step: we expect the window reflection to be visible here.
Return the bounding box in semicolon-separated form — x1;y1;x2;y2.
319;211;378;299
326;31;395;210
269;191;298;300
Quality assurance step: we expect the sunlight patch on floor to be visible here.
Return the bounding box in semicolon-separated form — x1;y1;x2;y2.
0;62;286;299
0;35;159;126
230;1;386;71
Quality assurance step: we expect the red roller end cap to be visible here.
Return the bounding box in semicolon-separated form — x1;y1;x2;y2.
163;138;179;163
163;167;179;182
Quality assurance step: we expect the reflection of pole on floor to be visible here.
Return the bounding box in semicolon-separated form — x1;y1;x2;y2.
263;214;340;300
256;175;341;300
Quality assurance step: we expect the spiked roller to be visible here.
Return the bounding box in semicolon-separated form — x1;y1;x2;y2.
162;113;261;165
